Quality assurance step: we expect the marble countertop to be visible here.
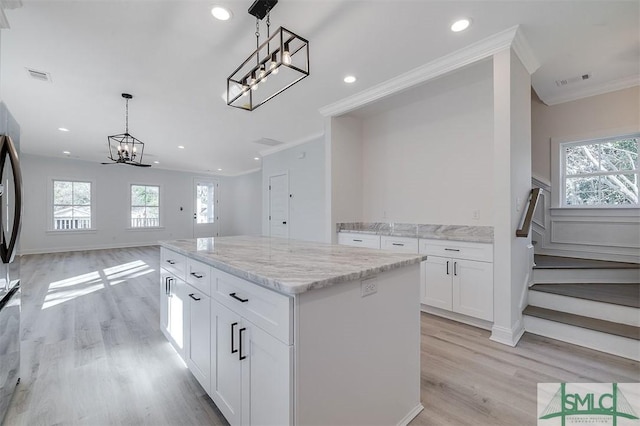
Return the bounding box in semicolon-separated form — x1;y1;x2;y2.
160;236;426;296
337;222;493;243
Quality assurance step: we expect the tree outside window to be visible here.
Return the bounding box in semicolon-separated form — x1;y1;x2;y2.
563;135;638;207
53;180;92;230
131;185;160;227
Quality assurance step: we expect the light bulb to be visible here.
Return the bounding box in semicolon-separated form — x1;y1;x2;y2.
249;71;258;90
133;146;137;152
259;65;267;82
282;43;292;65
117;145;122;152
124;143;129;152
270;53;279;75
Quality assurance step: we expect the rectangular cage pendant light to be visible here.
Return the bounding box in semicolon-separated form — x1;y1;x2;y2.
227;26;309;111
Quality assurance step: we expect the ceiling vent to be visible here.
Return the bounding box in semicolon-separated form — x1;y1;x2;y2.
555;73;591;87
25;68;52;83
252;138;283;147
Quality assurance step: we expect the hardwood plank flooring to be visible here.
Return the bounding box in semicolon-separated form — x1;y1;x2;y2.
5;246;640;425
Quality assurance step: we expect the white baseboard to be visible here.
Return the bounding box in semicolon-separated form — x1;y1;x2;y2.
397;404;424;426
421;305;493;330
490;318;525;347
18;241;160;256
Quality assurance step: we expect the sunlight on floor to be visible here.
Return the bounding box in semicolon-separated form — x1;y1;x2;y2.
43;259;156;309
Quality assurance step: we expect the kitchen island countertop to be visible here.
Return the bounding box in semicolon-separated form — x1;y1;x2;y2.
160;235;426;295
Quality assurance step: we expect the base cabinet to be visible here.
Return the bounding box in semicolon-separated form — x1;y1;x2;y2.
185;284;211;394
211;301;292;426
160;270;187;356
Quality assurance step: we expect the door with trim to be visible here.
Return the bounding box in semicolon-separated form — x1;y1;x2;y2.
193;178;219;238
268;173;289;238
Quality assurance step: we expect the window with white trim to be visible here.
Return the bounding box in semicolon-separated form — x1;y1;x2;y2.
561;134;638;207
52;180;93;230
130;184;160;228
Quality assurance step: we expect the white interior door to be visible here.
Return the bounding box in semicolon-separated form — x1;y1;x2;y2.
268;173;289;238
193;178;219;238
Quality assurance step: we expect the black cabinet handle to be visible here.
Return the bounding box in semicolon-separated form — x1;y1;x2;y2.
444;248;460;252
392;243;404;246
190;272;203;279
166;260;176;265
446;261;450;275
353;239;363;242
282;221;287;224
239;327;247;360
454;262;457;276
165;276;170;295
188;293;201;301
231;322;238;354
229;292;249;303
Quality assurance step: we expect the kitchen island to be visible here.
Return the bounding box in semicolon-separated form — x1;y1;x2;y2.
160;235;426;426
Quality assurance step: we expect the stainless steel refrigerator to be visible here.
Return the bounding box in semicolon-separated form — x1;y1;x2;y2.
0;101;22;423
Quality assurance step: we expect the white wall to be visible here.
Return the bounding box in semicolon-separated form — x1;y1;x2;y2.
262;137;325;243
532;86;640;183
357;62;494;226
220;171;261;236
20;154;261;254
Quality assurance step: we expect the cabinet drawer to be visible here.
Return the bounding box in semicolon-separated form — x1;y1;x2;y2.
337;232;381;249
212;269;292;345
380;236;419;253
161;248;187;280
186;258;212;296
418;239;493;262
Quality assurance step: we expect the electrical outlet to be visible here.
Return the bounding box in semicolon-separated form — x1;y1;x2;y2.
361;277;378;297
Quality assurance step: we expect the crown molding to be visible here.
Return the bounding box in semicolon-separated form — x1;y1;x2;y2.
540;75;640;106
319;25;539;117
512;26;540;74
259;131;324;157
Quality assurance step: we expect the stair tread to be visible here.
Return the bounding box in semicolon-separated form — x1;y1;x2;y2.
533;255;640;270
523;306;640;340
530;283;640;308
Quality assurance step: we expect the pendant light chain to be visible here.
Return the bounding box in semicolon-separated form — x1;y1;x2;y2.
255;18;260;66
125;97;129;134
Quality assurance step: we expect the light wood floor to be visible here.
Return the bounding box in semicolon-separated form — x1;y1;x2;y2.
5;246;639;425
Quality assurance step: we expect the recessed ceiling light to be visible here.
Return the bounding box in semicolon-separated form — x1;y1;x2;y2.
343;75;357;84
211;6;232;21
254;157;260;161
217;168;223;171
178;145;185;149
58;127;69;132
62;151;71;155
154;161;160;164
451;18;471;32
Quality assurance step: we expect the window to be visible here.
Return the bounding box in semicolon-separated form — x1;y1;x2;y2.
561;134;638;207
53;180;92;230
131;184;160;228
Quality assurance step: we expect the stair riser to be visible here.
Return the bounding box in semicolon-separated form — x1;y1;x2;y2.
533;268;640;284
528;291;640;327
523;316;640;361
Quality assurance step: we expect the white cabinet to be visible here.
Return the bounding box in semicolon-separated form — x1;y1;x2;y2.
419;239;494;321
160;270;187;356
337;232;381;249
380;235;419;253
211;300;292;426
185;284;211;393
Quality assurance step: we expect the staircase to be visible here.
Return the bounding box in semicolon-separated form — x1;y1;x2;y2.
523;255;640;361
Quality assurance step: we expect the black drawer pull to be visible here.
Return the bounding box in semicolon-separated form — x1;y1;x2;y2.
188;293;201;301
353;239;363;242
392;243;404;246
239;327;247;360
446;261;450;275
229;292;249;303
231;322;238;354
190;272;204;279
444;248;460;252
166;259;176;265
454;262;457;276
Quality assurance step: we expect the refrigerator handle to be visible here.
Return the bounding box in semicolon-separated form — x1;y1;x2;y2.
0;135;22;264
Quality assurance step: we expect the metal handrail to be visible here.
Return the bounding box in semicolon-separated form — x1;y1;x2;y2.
516;188;541;238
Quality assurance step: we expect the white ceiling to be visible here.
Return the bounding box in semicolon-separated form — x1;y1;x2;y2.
1;0;638;175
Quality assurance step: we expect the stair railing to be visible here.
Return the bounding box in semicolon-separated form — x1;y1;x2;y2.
516;188;541;238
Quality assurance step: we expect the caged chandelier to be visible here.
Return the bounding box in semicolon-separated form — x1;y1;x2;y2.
226;0;309;111
104;93;151;167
